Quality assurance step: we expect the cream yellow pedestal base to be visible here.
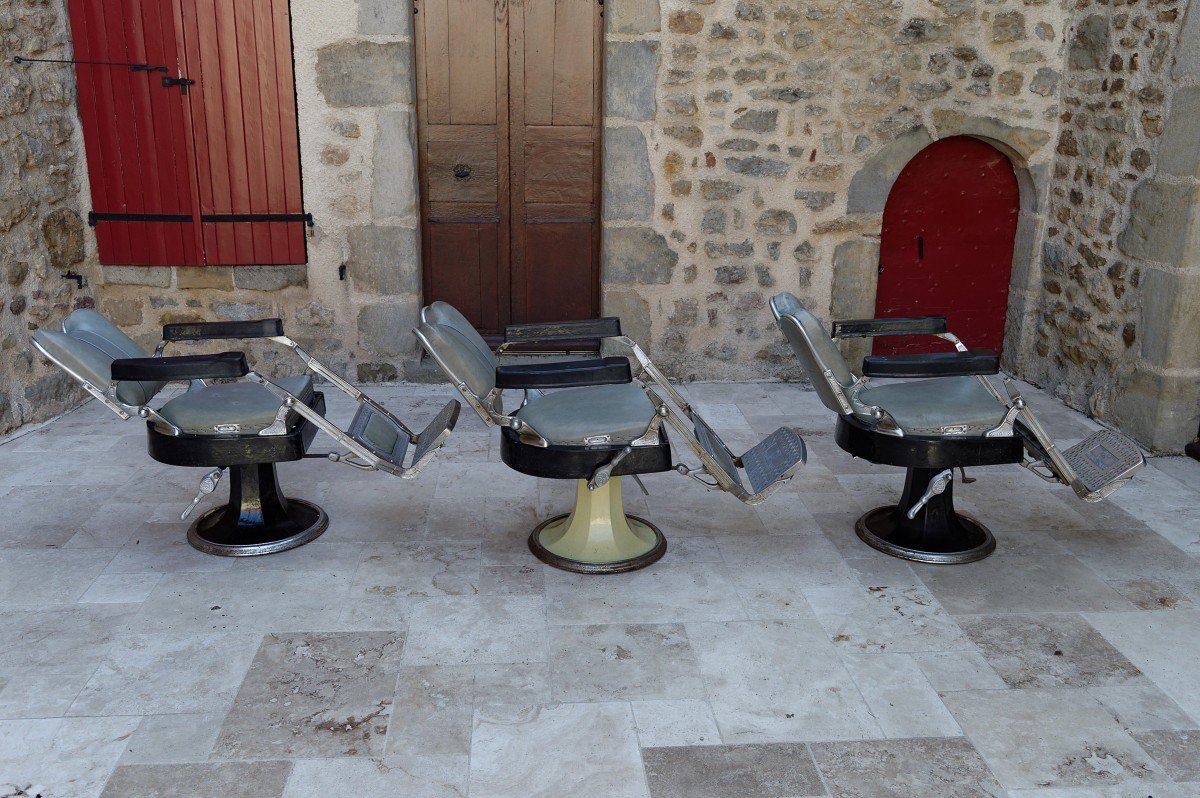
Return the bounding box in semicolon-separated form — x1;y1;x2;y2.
528;477;666;574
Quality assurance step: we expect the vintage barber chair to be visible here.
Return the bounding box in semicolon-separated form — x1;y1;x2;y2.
32;310;459;556
414;302;808;574
770;292;1145;564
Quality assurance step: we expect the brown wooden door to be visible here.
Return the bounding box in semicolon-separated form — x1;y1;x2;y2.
415;0;601;333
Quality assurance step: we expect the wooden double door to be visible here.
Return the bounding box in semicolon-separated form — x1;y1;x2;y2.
414;0;602;333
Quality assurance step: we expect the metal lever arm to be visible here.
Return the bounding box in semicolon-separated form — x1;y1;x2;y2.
181;468;224;520
906;468;953;520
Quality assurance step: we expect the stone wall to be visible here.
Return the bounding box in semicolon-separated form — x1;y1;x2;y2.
601;0;1064;381
1027;0;1197;451
0;0;91;435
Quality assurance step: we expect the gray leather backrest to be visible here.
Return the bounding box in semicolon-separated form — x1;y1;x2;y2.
417;302;497;401
770;293;855;414
34;309;164;406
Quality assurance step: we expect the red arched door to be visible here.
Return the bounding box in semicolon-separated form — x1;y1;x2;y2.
874;136;1019;356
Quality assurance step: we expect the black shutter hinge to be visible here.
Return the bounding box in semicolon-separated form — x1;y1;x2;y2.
162;76;195;94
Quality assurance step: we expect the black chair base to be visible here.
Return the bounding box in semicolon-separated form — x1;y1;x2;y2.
528;513;667;574
854;466;996;564
187;463;328;556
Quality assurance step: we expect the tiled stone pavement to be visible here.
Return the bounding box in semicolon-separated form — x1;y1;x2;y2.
1;380;1199;797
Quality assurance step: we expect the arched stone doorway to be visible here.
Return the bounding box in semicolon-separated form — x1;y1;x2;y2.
874;136;1020;357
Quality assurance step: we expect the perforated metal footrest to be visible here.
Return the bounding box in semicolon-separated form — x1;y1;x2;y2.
1063;429;1144;498
345;399;460;475
347;402;409;467
741;426;808;494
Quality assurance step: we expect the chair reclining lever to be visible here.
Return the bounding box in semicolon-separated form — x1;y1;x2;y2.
906;468;953;520
181;468;225;520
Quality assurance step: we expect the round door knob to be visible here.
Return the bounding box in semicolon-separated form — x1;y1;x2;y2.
453;163;471;180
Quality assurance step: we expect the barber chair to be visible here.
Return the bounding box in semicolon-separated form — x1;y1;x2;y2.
32;310;459;556
769;292;1145;564
415;302;808;574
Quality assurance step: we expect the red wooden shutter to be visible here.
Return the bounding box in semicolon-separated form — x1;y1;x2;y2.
69;0;203;265
179;0;307;265
69;0;307;267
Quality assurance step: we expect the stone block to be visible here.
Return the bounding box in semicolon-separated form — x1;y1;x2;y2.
357;362;399;382
699;180;742;200
100;298;143;327
1175;1;1200;80
725;156;788;177
991;11;1026;43
1113;364;1200;453
1137;267;1200;372
1068;15;1109;71
102;266;172;287
602;227;677;284
176;267;233;290
604;42;662;121
605;41;658;121
730;109;777;132
211;301;271;320
603;127;654;222
373;107;419;218
754;209;796;235
358;301;418;357
603;289;651;344
1118;180;1200;264
668;10;703;34
359;0;412;36
316;41;412;107
348;226;421;295
1157;86;1200;179
233;265;308;292
41;208;84;270
608;0;660;34
846;127;932;213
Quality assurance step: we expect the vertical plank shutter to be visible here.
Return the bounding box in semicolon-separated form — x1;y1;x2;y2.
69;0;306;267
69;0;202;265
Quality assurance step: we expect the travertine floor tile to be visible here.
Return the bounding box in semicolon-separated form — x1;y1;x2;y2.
631;700;722;748
642;743;824;798
811;736;1004;798
547;623;705;702
100;761;293;798
958;613;1143;689
469;703;648;798
214;631;404;759
944;689;1163;789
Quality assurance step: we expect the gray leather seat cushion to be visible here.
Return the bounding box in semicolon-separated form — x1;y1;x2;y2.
515;383;655;445
857;376;1007;435
158;376;314;435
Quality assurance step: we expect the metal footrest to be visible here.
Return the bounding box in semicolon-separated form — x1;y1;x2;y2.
347;403;410;467
687;412;807;503
1062;428;1144;498
411;399;461;470
345;399;460;475
741;426;808;495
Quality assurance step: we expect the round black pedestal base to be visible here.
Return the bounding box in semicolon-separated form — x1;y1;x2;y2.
855;505;996;564
528;514;667;575
189;498;328;556
186;462;328;556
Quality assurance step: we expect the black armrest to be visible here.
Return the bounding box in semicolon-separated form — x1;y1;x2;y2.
162;318;285;342
111;352;249;382
831;316;948;338
495;357;632;389
862;349;1000;378
504;317;622;344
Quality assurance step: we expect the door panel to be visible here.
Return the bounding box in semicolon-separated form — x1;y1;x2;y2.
416;0;600;332
875;136;1019;357
416;0;509;332
509;0;601;324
